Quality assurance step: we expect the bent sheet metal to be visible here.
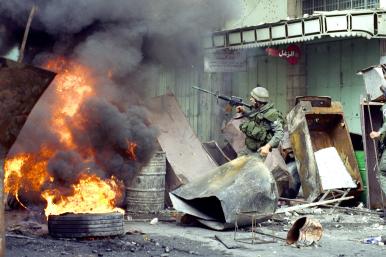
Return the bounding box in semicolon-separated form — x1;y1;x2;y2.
0;57;56;257
170;156;278;230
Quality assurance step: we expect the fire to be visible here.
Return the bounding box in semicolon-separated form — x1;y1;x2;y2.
4;147;54;208
44;57;95;147
127;141;137;160
42;174;124;217
4;57;127;217
4;155;26;196
4;154;26;207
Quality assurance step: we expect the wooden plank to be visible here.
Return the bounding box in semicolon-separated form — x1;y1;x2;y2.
275;196;354;213
360;101;386;209
279;197;380;214
18;5;37;63
318;189;331;202
333;189;350;207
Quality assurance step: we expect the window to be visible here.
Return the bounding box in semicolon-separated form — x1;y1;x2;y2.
302;0;380;14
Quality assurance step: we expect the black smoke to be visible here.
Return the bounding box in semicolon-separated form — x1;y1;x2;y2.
45;98;157;189
0;0;241;68
72;98;158;183
1;0;241;203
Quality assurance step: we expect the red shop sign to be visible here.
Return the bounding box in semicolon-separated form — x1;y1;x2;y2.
266;44;301;65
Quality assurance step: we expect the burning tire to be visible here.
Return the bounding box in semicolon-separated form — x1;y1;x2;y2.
48;212;124;238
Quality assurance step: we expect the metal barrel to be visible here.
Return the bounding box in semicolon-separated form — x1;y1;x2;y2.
126;151;166;213
286;217;323;245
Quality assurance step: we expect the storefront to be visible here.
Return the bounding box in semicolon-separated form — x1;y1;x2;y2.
205;9;386;132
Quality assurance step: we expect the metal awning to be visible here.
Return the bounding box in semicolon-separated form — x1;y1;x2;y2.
204;9;386;49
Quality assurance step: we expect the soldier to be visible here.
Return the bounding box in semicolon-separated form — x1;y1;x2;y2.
236;86;284;158
369;104;386;195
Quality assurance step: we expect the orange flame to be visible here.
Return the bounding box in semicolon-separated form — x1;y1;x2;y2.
4;57;127;216
42;174;124;217
4;154;27;208
45;57;95;148
127;141;137;160
4;147;54;208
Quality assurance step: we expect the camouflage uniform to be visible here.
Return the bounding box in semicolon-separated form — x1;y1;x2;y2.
376;105;386;194
239;102;284;157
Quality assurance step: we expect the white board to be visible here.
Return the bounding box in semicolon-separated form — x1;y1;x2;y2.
204;49;247;73
314;147;357;190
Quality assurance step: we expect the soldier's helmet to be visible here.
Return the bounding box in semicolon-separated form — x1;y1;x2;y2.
250;87;269;102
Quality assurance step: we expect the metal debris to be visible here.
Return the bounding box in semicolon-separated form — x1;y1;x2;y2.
170;155;278;230
287;99;362;202
145;93;217;190
286;217;323;246
0;57;56;256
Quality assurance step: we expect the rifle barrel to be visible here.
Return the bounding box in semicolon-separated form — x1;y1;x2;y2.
192;86;252;109
192;86;217;96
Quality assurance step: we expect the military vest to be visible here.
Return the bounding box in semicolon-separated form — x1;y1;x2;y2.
239;102;284;152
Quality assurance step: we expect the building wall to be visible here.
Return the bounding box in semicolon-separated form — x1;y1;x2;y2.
287;0;303;18
153;38;380;143
152;43;304;143
302;0;380;14
287;46;307;109
230;46;307;119
152;48;289;144
226;0;289;29
149;67;232;144
305;38;380;134
152;2;382;142
230;48;288;114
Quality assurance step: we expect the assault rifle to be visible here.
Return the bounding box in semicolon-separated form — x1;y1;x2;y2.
192;86;252;109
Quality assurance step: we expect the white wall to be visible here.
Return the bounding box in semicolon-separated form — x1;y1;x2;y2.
226;0;288;29
381;0;386;9
287;0;303;18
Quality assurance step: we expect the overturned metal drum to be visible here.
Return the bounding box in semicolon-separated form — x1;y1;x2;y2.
48;212;124;238
286;217;323;246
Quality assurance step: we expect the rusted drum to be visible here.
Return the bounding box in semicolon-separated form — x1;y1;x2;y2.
126;151;166;213
48;212;124;238
286;217;323;246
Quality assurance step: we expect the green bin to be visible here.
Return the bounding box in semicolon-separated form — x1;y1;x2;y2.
355;151;367;204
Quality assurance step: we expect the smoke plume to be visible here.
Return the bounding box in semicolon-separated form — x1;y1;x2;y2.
0;0;241;204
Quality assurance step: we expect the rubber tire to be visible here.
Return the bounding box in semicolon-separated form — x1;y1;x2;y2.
48;212;124;238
